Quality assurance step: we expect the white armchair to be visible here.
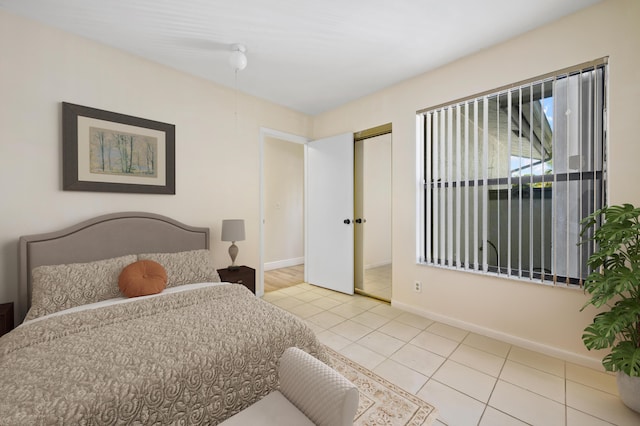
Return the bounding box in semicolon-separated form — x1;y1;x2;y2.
220;347;359;426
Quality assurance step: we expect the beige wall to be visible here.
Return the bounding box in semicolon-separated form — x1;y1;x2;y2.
313;0;640;367
0;10;312;312
263;137;304;267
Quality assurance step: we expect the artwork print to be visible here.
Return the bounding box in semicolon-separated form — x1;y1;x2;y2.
63;102;175;194
89;127;158;178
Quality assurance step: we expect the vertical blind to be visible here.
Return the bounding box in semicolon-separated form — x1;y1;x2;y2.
417;59;607;286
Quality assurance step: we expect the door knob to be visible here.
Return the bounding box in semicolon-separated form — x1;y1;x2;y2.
343;219;351;224
355;218;366;224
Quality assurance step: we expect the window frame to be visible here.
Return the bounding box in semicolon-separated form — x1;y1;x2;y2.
416;58;608;287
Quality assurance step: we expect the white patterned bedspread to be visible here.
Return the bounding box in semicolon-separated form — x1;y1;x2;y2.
0;284;326;425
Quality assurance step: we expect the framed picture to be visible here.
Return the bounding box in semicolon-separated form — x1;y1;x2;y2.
62;102;175;194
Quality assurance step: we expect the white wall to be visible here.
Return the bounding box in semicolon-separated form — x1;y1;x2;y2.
263;137;304;268
313;0;640;367
0;10;312;315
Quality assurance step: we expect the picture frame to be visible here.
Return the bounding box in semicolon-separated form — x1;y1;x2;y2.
62;102;175;194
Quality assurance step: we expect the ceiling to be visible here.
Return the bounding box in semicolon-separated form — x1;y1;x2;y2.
0;0;601;115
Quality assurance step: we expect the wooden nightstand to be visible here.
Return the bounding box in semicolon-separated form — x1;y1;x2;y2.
0;303;14;337
217;266;255;294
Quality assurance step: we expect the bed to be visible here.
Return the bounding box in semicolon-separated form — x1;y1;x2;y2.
0;212;325;425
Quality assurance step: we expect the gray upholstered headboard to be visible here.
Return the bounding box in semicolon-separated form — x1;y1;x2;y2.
18;212;210;322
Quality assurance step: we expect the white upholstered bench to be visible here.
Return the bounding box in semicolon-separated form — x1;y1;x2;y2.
220;347;359;426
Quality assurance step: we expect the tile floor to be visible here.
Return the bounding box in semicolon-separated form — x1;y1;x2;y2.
262;283;640;426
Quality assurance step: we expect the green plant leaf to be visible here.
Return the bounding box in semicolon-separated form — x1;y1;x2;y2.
603;341;640;376
583;300;640;348
582;323;616;350
579;203;640;373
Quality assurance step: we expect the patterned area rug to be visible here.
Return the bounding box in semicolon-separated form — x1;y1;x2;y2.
325;346;439;426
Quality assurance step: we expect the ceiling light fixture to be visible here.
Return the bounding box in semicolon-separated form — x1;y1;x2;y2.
229;44;247;71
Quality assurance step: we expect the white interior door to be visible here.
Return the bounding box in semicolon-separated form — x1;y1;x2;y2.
305;133;354;294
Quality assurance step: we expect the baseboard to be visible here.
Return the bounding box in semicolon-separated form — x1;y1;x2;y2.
264;257;304;271
391;300;604;372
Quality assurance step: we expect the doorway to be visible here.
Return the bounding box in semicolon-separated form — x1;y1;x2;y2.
354;124;392;302
263;136;305;292
259;128;309;297
260;129;355;296
259;126;391;299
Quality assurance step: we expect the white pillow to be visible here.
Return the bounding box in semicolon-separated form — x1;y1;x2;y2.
137;249;220;288
25;254;137;321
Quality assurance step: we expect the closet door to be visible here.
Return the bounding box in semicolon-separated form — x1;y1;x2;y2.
305;133;354;294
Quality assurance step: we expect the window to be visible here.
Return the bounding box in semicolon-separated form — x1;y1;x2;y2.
417;59;607;286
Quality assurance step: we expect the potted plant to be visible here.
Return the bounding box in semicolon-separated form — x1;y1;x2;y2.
580;203;640;412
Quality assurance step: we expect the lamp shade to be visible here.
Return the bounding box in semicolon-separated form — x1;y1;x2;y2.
221;219;245;242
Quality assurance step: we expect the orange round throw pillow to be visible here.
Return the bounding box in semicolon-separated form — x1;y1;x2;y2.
118;260;167;298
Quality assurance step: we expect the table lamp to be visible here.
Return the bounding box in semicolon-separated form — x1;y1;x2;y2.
221;219;245;271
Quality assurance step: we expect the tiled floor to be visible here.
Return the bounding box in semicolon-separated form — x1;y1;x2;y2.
262;283;640;426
